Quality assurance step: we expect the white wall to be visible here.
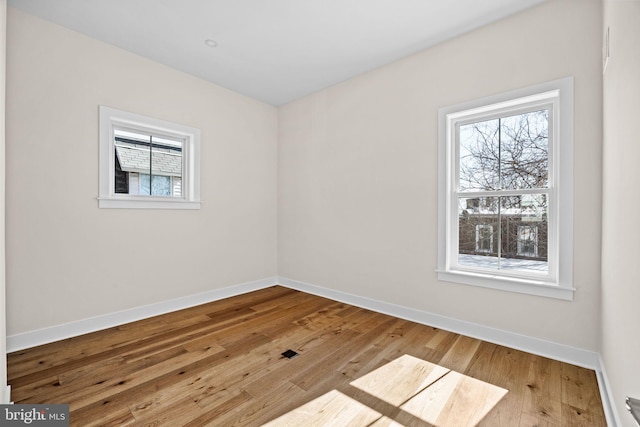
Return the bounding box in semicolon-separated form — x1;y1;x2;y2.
0;0;7;405
279;0;603;350
5;8;278;336
602;1;640;426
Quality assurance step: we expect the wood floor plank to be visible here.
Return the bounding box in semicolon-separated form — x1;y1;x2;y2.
289;317;398;392
262;389;382;427
520;354;563;424
68;332;272;423
337;318;421;380
8;286;296;381
349;354;450;407
478;346;533;426
561;363;607;426
7;286;607;426
437;334;482;373
130;395;205;426
72;402;136;427
404;370;507;426
210;379;307;427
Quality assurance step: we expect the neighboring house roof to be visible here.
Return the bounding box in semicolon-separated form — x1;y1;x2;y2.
115;143;182;177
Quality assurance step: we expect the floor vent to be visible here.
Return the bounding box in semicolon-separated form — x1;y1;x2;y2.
281;349;299;359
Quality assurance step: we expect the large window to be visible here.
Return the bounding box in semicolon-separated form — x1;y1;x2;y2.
437;78;574;300
99;106;201;209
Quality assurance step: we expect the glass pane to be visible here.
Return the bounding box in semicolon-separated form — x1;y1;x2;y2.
113;128;183;197
458;110;548;192
458;196;499;257
151;137;182;198
139;173;150;195
499;110;548;190
459;119;499;191
458;195;548;273
140;174;171;196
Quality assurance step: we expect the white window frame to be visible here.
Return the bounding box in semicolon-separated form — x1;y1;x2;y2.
437;77;574;300
98;106;201;209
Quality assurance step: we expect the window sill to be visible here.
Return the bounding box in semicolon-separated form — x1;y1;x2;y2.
436;269;574;300
98;197;201;210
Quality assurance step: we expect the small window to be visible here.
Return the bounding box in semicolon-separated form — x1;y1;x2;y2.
99;106;201;209
437;77;574;300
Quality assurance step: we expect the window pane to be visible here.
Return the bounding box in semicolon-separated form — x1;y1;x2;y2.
458;196;499;256
476;224;494;253
139;173;150;196
517;225;538;257
459;119;499;191
151;140;182;195
140;174;171;196
499;110;548;190
458;110;548;192
113;128;183;198
458;195;548;273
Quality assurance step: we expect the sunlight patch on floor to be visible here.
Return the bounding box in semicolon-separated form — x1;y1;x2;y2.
262;389;381;426
265;354;508;426
350;354;450;406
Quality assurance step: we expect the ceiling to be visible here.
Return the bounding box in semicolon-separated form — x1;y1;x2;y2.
8;0;544;106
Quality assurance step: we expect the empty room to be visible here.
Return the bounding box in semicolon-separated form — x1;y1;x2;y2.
0;0;638;425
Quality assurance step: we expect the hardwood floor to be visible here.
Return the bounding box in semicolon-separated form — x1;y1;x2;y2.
8;286;606;426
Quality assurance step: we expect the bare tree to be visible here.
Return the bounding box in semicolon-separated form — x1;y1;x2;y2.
459;109;548;194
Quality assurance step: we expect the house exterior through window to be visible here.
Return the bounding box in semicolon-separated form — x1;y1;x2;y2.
114;129;183;197
475;224;493;254
517;225;538;258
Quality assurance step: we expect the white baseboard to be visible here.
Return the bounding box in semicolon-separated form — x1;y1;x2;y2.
596;355;623;427
7;277;278;353
3;385;10;405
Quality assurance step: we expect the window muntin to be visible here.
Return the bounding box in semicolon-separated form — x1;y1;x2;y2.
437;77;574;300
99;106;201;209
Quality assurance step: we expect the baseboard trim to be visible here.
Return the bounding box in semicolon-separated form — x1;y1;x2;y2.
3;385;10;405
278;276;599;369
596;354;623;427
7;277;278;353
